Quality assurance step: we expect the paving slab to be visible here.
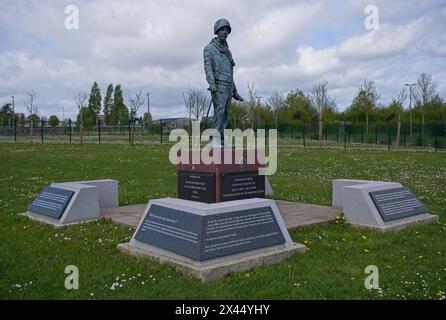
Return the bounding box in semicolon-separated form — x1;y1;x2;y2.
101;200;341;230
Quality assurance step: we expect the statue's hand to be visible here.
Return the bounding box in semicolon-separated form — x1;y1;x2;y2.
233;92;243;101
208;83;217;94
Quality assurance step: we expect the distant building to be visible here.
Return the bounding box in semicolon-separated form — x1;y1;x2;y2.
152;117;190;129
97;114;105;123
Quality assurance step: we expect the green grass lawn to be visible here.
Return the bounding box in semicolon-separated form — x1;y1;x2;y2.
0;143;445;300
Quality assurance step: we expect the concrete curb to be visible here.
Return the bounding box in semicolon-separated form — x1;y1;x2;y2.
117;241;306;282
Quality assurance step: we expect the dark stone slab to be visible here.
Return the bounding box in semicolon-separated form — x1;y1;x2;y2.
28;186;74;219
177;171;215;203
134;204;203;260
133;204;285;261
221;172;265;202
369;187;429;222
201;206;284;260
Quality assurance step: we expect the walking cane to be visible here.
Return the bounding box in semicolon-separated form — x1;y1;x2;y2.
200;90;213;136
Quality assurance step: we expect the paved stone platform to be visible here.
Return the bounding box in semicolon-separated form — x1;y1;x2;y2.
101;200;341;230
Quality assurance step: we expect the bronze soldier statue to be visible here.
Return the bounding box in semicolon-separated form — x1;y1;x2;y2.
203;18;243;147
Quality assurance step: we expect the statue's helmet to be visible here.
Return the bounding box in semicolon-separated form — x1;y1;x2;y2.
214;18;231;34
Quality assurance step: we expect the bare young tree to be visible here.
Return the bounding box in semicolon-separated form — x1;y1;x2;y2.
24;90;39;143
128;89;145;145
75;91;88;144
182;88;209;121
310;81;335;145
394;86;407;150
356;79;380;135
246;82;257;128
415;73;437;139
267;92;285;128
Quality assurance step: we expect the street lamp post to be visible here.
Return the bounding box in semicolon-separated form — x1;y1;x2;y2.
405;83;416;142
146;92;150;127
11;95;16;142
257;96;262;129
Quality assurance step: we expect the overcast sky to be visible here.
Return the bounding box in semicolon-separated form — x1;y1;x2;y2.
1;0;445;120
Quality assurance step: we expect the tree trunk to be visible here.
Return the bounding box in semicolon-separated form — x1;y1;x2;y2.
396;113;401;150
30;119;34;144
318;113;323;146
80;113;83;144
366;112;369;135
421;113;425;146
275;111;278;129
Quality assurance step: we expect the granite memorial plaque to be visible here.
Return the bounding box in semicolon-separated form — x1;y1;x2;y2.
134;204;285;261
178;171;215;203
201;206;285;260
221;172;265;202
28;186;74;219
369;187;429;222
134;204;203;260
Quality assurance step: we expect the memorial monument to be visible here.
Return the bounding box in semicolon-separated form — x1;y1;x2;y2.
332;179;438;232
23;179;119;227
118;19;305;282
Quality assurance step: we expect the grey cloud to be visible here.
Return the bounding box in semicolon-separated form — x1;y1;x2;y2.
0;0;445;119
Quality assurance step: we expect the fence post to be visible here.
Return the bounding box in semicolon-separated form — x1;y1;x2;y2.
361;124;364;144
336;122;339;143
302;122;306;148
387;123;391;151
128;120;131;145
98;118;101;144
344;123;347;150
434;123;438;152
403;124;406;146
375;122;378;145
14;118;17;143
160;120;163;144
41;119;44;143
69;119;72;144
348;124;351;143
419;123;422;147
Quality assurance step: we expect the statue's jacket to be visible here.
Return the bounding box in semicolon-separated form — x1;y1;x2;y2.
203;38;238;94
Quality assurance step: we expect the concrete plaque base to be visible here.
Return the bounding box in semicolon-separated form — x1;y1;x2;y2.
333;179;439;232
118;197;306;281
24;179;119;227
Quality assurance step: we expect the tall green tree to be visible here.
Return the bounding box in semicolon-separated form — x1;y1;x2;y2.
0;103;13;126
228;101;248;129
111;84;129;125
88;81;102;120
48;115;60;127
103;84;114;126
285;89;315;125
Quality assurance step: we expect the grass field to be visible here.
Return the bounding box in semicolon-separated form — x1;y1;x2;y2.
0;143;445;299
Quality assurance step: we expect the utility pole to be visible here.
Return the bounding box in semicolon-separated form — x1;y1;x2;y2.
146;92;150;126
257;96;262;129
405;83;416;141
11;95;16;142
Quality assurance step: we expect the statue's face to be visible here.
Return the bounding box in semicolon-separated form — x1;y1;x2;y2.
216;26;230;41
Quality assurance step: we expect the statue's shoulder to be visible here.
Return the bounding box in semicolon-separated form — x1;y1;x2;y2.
204;41;216;54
